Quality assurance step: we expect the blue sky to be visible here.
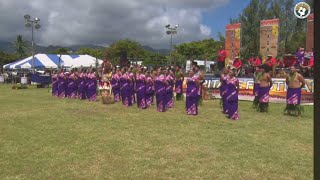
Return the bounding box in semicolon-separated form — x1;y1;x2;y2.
203;0;251;39
204;0;304;40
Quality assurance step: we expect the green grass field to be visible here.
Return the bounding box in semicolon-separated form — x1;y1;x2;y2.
0;85;313;179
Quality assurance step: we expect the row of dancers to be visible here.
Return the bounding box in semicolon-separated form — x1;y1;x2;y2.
51;65;211;116
51;64;306;118
51;69;98;101
109;65;202;115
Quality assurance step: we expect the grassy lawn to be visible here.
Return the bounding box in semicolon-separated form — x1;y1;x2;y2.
0;85;313;179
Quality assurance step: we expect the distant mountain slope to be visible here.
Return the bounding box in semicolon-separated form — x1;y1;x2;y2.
0;41;170;55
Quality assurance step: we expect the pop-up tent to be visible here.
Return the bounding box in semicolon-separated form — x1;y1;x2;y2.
3;54;103;69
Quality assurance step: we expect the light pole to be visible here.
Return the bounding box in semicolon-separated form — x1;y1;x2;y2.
165;24;179;66
24;14;41;74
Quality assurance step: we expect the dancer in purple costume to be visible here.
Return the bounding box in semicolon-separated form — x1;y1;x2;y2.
186;70;199;115
120;68;132;107
111;68;121;102
225;68;240;120
145;71;154;106
51;70;59;97
165;68;174;108
252;66;262;108
257;64;273;112
220;67;230;114
128;68;135;104
77;69;87;100
67;69;77;99
86;69;97;101
174;65;184;101
136;67;147;109
57;69;67;98
155;67;167;112
284;66;306;116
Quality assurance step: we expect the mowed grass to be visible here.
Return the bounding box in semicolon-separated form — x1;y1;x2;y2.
0;85;313;179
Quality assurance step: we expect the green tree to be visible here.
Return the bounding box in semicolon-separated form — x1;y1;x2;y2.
0;51;19;67
12;35;28;58
76;48;104;59
105;39;147;65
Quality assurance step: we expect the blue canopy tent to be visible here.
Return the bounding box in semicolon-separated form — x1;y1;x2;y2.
3;54;102;70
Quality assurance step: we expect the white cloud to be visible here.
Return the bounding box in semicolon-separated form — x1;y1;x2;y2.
0;0;230;48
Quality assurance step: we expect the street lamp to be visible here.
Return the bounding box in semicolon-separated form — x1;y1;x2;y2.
24;14;41;73
165;24;179;66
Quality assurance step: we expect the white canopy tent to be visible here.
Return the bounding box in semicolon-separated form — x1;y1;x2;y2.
3;54;103;69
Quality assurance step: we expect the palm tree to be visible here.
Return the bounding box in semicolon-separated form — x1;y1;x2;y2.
12;35;28;58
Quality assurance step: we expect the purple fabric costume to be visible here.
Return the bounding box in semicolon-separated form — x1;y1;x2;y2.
175;80;183;94
67;73;77;99
220;74;229;114
186;76;198;115
111;73;121;102
226;77;240;120
136;74;147;109
120;73;132;107
145;76;154;106
259;86;270;103
129;72;135;104
286;88;301;105
155;74;167;112
51;73;58;97
253;83;260;96
57;72;66;98
77;73;87;100
165;74;174;108
86;72;97;101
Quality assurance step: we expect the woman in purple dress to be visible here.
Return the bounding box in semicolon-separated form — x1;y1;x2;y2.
51;70;58;97
165;69;174;108
86;69;97;101
111;68;121;102
120;68;132;107
77;69;87;100
145;71;154;106
220;67;229;114
155;67;167;112
128;68;135;104
58;69;66;98
225;68;240;120
136;68;147;109
174;65;184;101
67;69;77;99
186;70;199;115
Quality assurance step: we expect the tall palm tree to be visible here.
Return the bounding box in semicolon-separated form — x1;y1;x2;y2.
12;35;28;58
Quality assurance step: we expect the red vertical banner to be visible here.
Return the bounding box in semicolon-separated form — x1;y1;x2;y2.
260;19;279;59
306;13;314;52
225;23;241;64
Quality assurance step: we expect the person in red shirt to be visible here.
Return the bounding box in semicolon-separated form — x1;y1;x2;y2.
265;55;277;77
309;57;314;76
275;57;286;78
277;57;285;68
248;53;255;66
233;56;242;76
217;46;226;71
301;56;312;77
265;55;277;67
252;55;262;67
284;54;297;68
